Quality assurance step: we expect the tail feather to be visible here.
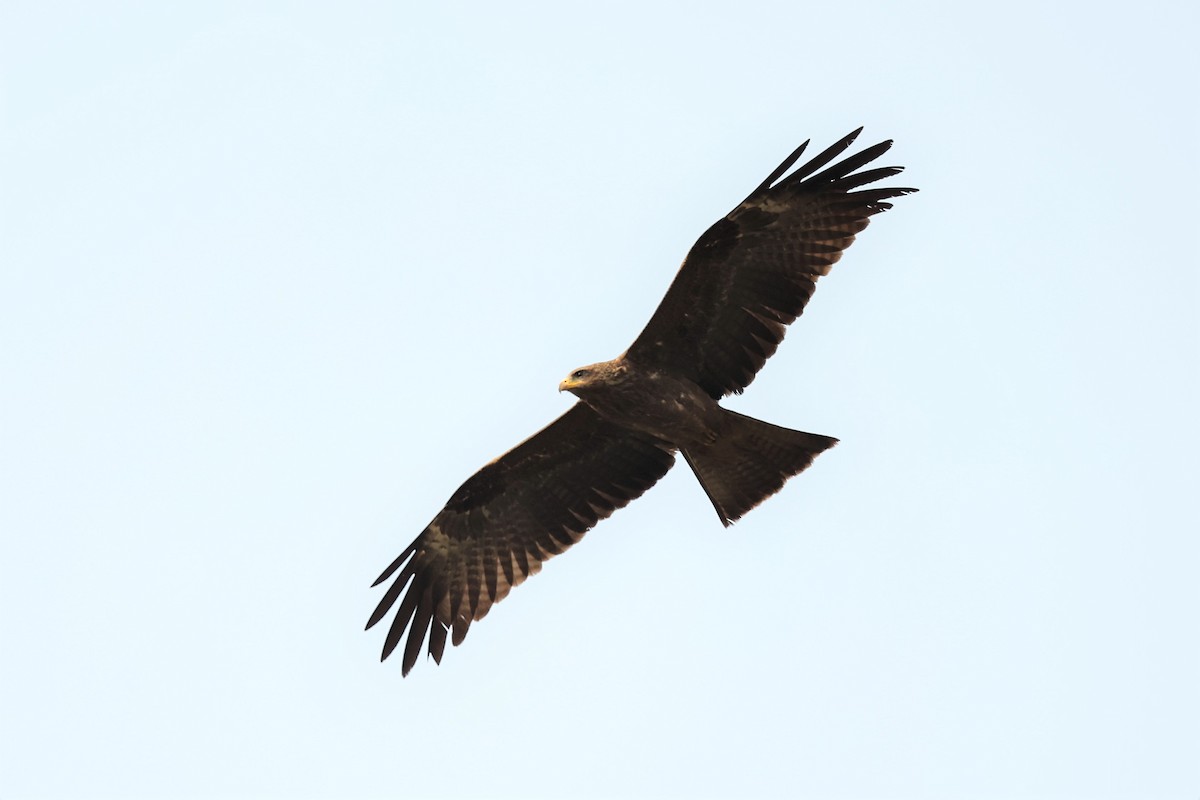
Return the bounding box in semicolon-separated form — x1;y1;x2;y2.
682;410;837;526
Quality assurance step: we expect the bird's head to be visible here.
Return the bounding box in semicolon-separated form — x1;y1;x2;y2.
558;360;622;396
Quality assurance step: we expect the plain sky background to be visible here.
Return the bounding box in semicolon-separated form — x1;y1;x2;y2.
2;2;1197;798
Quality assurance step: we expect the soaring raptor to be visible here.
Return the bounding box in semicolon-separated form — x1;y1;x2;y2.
368;129;915;675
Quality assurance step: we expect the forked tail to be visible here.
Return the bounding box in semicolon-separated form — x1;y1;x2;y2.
682;409;837;526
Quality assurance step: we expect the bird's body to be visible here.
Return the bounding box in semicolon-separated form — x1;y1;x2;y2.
368;129;915;675
559;359;724;448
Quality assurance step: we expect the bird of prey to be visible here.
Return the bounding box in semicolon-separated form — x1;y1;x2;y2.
367;128;915;675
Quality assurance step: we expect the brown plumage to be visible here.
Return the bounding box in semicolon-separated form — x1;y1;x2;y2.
368;128;916;675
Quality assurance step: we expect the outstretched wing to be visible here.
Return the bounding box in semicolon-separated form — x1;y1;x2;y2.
366;403;676;675
625;128;916;399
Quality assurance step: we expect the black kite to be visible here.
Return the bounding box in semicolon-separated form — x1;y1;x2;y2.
368;129;915;674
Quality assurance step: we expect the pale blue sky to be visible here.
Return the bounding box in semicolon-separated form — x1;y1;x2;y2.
2;2;1197;798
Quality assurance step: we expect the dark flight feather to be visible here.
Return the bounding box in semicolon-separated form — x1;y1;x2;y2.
366;404;675;676
625;128;916;399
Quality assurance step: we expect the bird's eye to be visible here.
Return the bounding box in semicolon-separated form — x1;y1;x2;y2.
572;369;589;379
